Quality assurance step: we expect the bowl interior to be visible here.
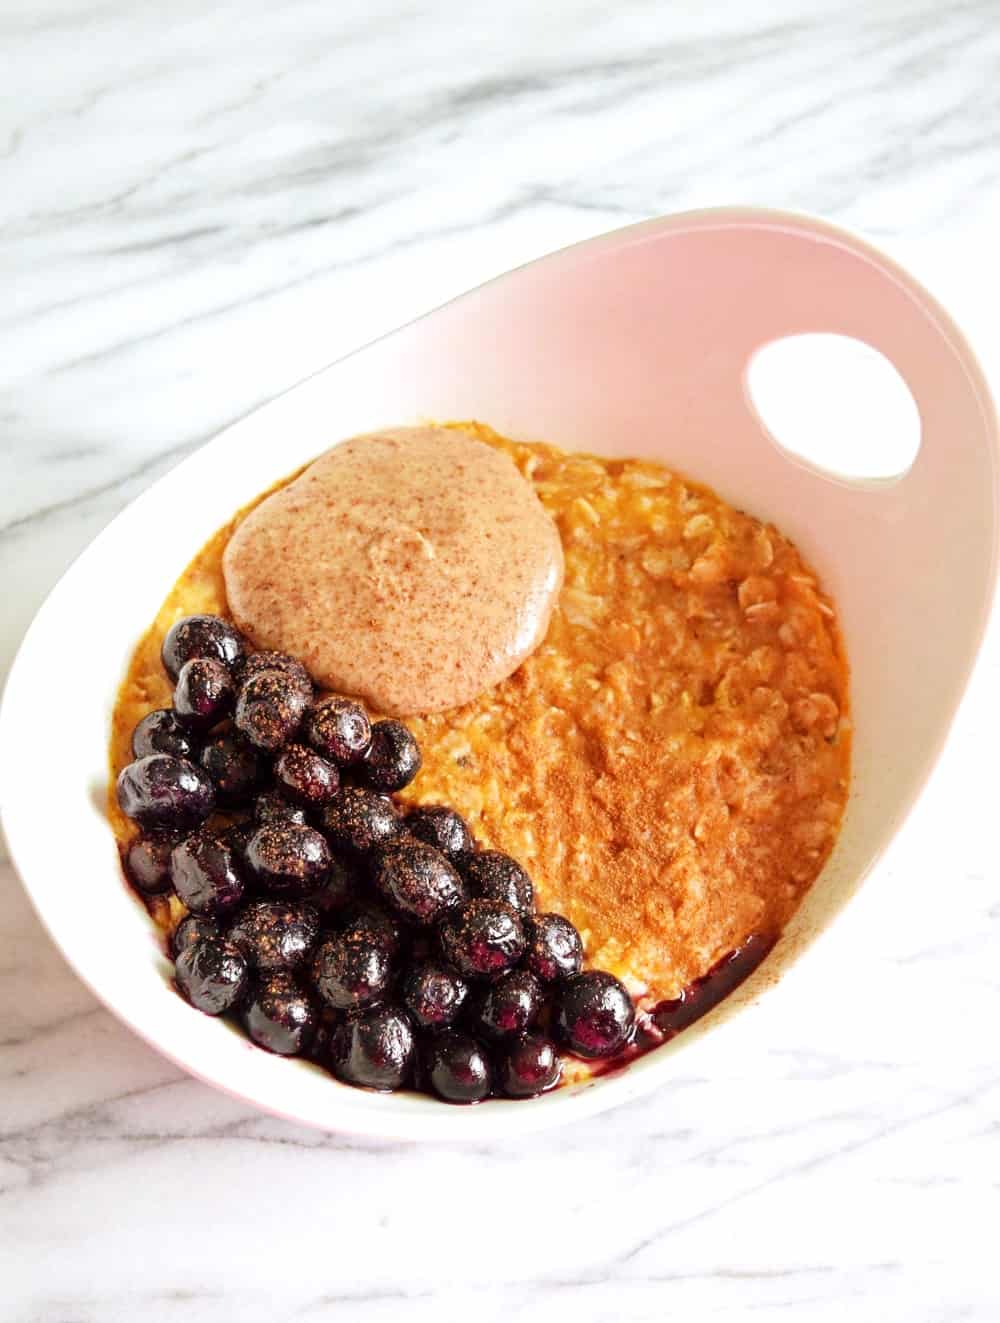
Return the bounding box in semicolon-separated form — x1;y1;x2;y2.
2;208;996;1139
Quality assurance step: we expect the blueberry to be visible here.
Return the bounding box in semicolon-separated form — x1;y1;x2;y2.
305;697;371;765
372;840;466;926
554;971;635;1059
124;830;183;895
116;754;215;831
438;899;525;981
524;913;583;983
462;850;533;915
170;830;245;916
173;657;236;729
253;790;308;828
406;805;474;863
474;969;542;1041
423;1031;492;1104
238;651;313;703
311;929;394;1012
498;1034;562;1098
320;786;402;856
162;614;246;681
246;823;331;898
234;669;308;753
274;742;340;808
329;1006;415;1091
199;732;264;806
131;709;198;760
308;1011;337;1067
174;936;248;1015
341;903;406;960
305;855;360;916
243;973;317;1055
401;961;468;1031
360;720;421;791
220;819;255;861
227;899;320;972
170;912;220;959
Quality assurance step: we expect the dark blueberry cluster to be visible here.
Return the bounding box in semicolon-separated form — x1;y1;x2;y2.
116;614;637;1104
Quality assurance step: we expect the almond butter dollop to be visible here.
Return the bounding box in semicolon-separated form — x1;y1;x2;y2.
222;426;564;716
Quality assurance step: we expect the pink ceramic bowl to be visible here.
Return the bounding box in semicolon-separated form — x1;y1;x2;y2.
1;208;997;1139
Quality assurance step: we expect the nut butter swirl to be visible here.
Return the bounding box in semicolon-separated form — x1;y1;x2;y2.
223;426;564;715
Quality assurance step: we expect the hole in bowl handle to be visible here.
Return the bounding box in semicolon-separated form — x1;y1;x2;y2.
726;214;998;500
745;333;921;484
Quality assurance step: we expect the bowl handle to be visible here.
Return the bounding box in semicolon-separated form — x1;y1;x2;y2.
714;212;1000;508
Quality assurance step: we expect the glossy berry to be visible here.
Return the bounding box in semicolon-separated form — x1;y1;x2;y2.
474;969;543;1041
311;929;394;1011
401;962;468;1030
174;936;248;1015
245;823;331;898
238;651;313;703
406;805;474;863
173;657;236;729
329;1006;415;1091
524;912;583;983
234;669;308;753
131;709;198;760
306;857;359;916
227;899;320;972
308;1014;336;1067
170;912;219;959
554;971;635;1059
253;789;308;828
170;830;245;916
199;732;264;806
320;786;402;856
499;1034;562;1098
305;696;371;765
423;1031;492;1104
360;720;422;791
124;831;183;895
372;840;466;926
161;614;246;681
221;820;255;861
243;973;317;1055
341;904;406;960
462;850;534;915
274;742;340;807
438;899;525;981
116;754;215;831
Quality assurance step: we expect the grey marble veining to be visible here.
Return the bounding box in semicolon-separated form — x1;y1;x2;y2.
3;2;1000;1320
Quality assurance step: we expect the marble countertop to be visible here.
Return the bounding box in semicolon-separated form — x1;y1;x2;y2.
3;2;1000;1319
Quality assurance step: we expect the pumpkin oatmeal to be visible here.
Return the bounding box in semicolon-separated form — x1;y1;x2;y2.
110;422;850;1008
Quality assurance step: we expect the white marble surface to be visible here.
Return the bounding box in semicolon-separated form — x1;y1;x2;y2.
3;2;1000;1319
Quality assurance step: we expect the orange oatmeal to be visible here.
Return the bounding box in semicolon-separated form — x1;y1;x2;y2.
110;423;850;1006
